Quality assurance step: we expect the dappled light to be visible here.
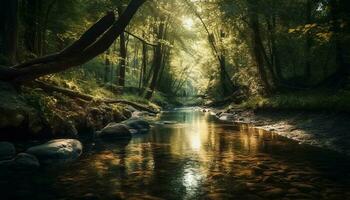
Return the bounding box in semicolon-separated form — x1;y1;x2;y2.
0;0;350;199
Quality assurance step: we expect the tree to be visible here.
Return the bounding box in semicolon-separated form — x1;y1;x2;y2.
0;0;147;83
0;0;18;65
145;16;167;99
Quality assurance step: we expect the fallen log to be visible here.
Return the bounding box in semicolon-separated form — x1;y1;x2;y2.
34;81;159;114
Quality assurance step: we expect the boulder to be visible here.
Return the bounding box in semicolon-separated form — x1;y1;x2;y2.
26;139;82;164
218;113;236;121
13;153;40;169
0;159;13;168
97;123;132;139
0;142;16;160
122;119;150;134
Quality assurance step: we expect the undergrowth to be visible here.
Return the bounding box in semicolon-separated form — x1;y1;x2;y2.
240;89;350;112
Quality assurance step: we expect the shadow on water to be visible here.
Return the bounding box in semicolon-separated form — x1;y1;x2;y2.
1;108;350;200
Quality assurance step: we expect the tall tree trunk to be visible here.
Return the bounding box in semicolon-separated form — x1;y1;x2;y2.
42;0;57;55
247;0;271;94
118;32;127;86
219;55;230;96
145;18;165;100
104;49;110;83
23;0;42;55
267;11;282;83
0;0;18;65
304;0;312;80
157;45;170;87
139;40;147;90
117;5;127;87
329;0;348;83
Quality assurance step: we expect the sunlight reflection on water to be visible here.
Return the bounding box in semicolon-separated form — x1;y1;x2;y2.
2;108;350;200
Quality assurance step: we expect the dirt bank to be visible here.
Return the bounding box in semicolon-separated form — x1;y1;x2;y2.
209;107;350;156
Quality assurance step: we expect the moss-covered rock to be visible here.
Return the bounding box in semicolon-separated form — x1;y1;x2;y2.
0;82;44;139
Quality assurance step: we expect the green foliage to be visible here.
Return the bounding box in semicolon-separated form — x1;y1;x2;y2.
242;90;350;112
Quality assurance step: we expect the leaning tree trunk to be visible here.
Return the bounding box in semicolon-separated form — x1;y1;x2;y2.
0;0;146;83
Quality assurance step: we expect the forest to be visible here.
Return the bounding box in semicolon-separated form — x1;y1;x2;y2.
0;0;350;199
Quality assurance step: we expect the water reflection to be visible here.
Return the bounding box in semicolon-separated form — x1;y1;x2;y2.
1;109;350;200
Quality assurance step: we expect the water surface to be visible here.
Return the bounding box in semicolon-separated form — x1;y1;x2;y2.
2;108;350;199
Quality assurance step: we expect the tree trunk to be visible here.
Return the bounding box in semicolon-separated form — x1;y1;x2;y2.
145;18;166;100
23;0;42;55
104;49;110;83
139;40;148;90
219;55;230;96
118;32;127;86
329;0;348;83
247;0;271;94
42;0;57;55
304;0;312;80
0;0;18;65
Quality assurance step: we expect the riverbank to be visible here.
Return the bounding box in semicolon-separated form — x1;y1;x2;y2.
0;80;160;140
207;106;350;156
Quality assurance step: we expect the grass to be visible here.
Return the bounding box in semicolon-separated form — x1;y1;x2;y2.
239;89;350;112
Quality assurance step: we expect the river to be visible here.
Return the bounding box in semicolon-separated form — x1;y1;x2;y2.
1;108;350;199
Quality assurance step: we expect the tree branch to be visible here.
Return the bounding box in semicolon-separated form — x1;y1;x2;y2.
0;0;147;82
124;30;157;47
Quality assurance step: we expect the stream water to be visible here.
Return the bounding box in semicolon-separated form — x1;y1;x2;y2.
1;108;350;200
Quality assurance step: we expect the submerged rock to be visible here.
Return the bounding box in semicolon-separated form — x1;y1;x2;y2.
0;152;40;170
26;139;82;164
0;142;16;160
260;188;285;198
13;153;40;169
122;119;150;134
97;123;132;139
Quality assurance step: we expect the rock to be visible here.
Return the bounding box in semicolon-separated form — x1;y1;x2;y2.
0;159;13;168
161;121;177;125
0;142;15;160
287;188;300;193
218;113;235;121
132;111;157;118
252;166;263;175
261;188;285;198
26;139;82;164
80;193;100;200
241;194;263;200
232;183;248;192
97;123;132;139
122;119;150;134
290;183;315;192
262;176;274;183
13;153;40;169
